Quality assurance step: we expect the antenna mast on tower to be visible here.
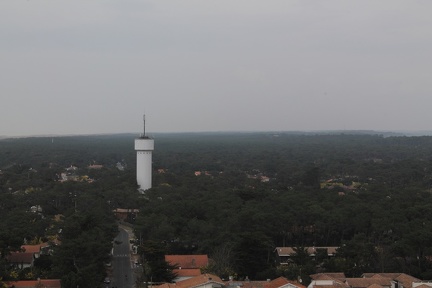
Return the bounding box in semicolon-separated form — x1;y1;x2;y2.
143;114;146;137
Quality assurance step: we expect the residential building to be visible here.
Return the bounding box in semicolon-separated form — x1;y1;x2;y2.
113;208;139;221
225;277;305;288
165;255;209;282
7;252;34;269
362;274;421;288
275;247;338;265
21;243;50;258
308;273;421;288
6;279;61;288
153;273;224;288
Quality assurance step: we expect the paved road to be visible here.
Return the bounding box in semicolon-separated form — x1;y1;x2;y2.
110;228;134;288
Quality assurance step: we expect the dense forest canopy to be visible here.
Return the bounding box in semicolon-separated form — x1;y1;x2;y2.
2;132;432;285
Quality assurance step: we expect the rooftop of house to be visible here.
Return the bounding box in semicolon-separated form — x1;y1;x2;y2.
175;268;202;278
21;243;49;254
362;274;421;288
6;279;61;288
309;273;349;288
314;285;348;288
311;273;346;281
165;254;209;269
88;164;103;169
366;284;384;288
276;247;339;256
345;278;393;288
309;273;428;288
264;277;306;288
225;277;305;288
7;252;34;264
413;285;432;288
225;280;269;288
113;208;140;213
153;284;177;288
362;274;400;278
154;273;223;288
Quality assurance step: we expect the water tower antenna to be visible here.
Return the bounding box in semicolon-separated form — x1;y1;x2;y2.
143;114;146;137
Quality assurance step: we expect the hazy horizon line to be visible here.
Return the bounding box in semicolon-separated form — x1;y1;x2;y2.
3;129;432;139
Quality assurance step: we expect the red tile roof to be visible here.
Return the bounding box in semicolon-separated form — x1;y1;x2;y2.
368;284;384;288
264;277;306;288
178;274;223;288
363;274;399;279
315;285;347;288
309;273;349;288
153;284;177;288
165;255;209;269
345;278;393;288
21;243;49;254
395;274;420;288
154;274;223;288
225;281;269;288
6;279;61;288
361;273;420;288
310;273;346;281
175;268;202;277
7;252;34;264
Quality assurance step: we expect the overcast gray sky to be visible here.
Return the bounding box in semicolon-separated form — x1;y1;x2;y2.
1;1;432;136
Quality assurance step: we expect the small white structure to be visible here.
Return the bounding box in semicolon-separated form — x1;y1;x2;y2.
135;115;154;191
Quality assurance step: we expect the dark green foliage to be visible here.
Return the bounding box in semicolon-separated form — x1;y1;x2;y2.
136;133;432;280
233;232;274;279
51;209;118;288
34;255;53;273
5;132;432;283
139;240;178;283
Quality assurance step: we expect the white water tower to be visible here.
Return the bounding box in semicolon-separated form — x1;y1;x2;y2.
135;115;154;191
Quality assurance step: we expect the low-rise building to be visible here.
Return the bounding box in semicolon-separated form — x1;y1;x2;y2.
308;273;421;288
6;279;61;288
154;273;224;288
275;247;338;265
165;255;209;282
7;252;34;269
